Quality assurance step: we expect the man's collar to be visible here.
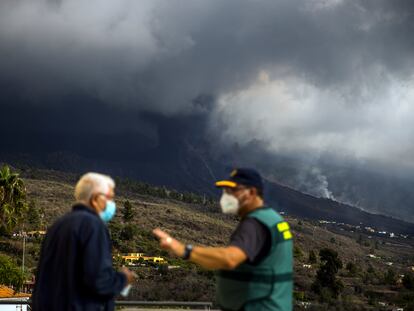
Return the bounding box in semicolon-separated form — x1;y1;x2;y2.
72;203;98;216
240;204;266;219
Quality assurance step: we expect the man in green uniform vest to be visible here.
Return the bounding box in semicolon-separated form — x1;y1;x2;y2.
153;168;293;311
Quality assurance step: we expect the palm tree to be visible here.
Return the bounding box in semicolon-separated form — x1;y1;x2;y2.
0;165;28;234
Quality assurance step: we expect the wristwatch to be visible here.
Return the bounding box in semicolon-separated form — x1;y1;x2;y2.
182;244;193;260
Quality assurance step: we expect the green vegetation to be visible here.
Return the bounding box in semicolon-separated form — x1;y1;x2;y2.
26;200;42;230
0;254;25;290
345;261;358;277
120;224;139;241
114;177;216;206
1;166;413;310
122;200;134;222
312;248;343;300
0;165;28;234
308;249;317;264
383;268;397;285
294;245;304;259
403;273;414;290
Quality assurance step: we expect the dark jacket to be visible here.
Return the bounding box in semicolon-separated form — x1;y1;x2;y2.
32;204;126;311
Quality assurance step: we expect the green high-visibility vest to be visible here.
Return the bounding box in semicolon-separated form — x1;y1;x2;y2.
216;207;293;311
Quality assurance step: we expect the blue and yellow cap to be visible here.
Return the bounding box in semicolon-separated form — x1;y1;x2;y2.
215;168;263;191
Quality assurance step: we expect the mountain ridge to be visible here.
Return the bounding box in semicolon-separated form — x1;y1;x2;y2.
266;179;414;234
6;160;413;235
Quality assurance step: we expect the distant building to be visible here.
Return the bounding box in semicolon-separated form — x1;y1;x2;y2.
26;230;46;237
12;231;46;238
0;285;30;311
319;220;336;224
121;253;166;265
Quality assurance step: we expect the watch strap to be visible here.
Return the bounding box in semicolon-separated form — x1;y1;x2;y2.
183;244;193;260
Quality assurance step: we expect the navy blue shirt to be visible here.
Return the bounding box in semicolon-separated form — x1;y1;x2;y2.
229;217;271;265
32;204;126;311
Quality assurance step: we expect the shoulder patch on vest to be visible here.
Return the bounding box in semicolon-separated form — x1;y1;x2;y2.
277;221;290;232
283;230;292;240
277;221;292;240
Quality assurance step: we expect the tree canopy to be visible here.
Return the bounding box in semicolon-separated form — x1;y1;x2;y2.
122;200;134;222
312;248;343;299
0;165;28;234
0;254;25;290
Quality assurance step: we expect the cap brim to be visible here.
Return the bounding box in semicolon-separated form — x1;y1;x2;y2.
215;180;237;188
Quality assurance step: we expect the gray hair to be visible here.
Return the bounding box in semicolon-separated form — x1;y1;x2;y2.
74;172;115;203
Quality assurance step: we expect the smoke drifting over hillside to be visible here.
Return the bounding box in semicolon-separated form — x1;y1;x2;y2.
1;0;414;219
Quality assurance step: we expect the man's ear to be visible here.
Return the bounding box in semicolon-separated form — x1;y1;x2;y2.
90;194;98;209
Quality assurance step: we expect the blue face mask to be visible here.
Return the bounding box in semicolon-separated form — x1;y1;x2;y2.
99;200;116;223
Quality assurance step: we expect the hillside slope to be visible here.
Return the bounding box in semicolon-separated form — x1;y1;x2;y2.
266;181;414;235
1;169;413;309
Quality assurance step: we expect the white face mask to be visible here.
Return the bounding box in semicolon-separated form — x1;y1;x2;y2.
220;192;240;214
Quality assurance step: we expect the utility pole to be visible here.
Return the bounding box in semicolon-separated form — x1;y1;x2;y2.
22;231;26;274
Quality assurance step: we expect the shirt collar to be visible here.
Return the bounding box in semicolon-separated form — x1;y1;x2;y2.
72;203;98;216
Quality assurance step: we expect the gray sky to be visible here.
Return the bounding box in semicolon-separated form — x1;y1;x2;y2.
1;0;414;167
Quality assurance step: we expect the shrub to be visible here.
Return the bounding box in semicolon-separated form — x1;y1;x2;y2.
120;224;139;241
345;262;358;276
312;248;343;298
0;254;25;290
309;250;317;264
403;273;414;290
383;268;397;285
122;200;134;222
294;245;304;259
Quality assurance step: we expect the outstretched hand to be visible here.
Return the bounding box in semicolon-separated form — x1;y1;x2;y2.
153;228;185;257
121;266;137;284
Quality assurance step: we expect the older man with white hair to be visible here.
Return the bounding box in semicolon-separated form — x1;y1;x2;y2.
32;172;136;311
